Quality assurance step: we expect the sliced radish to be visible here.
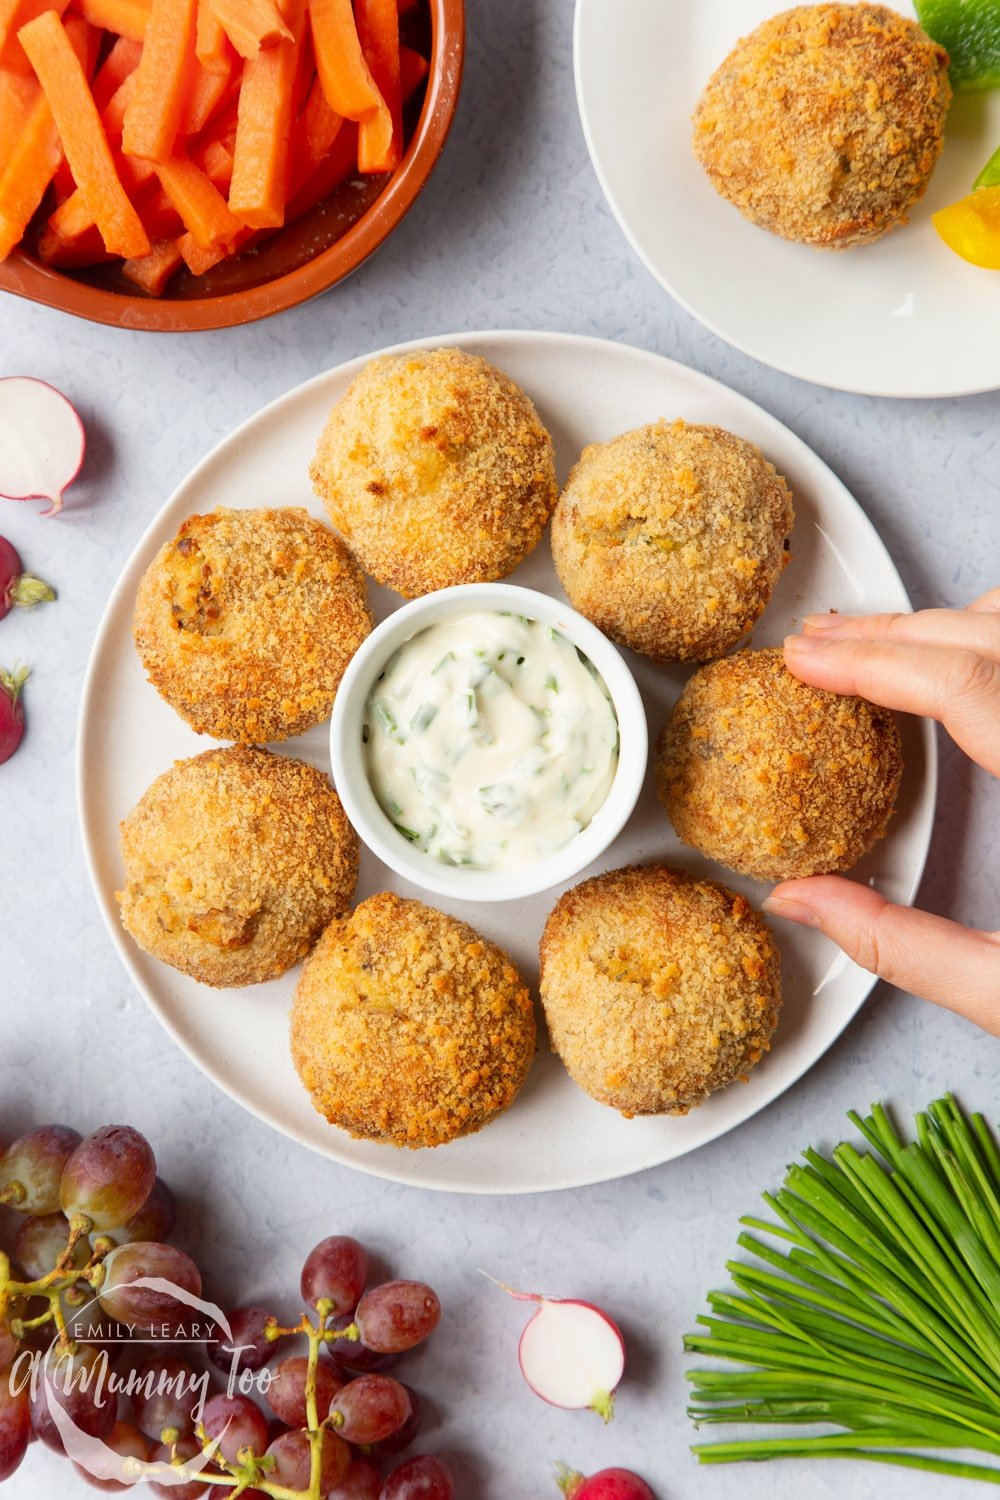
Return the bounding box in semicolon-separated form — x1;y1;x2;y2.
555;1464;655;1500
0;537;55;621
0;666;29;764
0;378;85;517
488;1277;625;1422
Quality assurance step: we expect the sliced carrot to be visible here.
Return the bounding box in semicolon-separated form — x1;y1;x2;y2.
310;0;386;121
37;221;115;264
227;0;304;229
0;0;69;72
285;117;357;215
133;179;182;237
123;236;182;292
179;55;232;135
356;0;401;172
0;85;58;257
396;0;418;12
77;0;149;41
399;43;428;100
90;32;143;110
195;136;233;190
194;0;227;71
177;221;253;272
296;72;343;175
0;68;37;165
155;151;242;248
18;9;150;257
208;0;290;59
121;0;197;162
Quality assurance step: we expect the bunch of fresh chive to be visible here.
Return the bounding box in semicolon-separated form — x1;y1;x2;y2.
686;1095;1000;1483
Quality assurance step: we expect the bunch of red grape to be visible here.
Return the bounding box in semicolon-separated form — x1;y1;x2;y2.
0;1123;455;1499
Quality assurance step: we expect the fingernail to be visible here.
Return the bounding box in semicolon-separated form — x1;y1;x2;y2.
801;612;850;631
761;896;822;928
783;633;829;653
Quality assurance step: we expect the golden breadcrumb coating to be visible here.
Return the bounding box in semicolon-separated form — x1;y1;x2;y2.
291;893;536;1148
539;865;781;1118
310;348;558;597
134;507;372;743
117;746;358;987
692;4;951;249
657;648;903;882
550;420;793;662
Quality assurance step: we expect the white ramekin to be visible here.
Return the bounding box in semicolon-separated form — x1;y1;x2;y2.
330;583;647;903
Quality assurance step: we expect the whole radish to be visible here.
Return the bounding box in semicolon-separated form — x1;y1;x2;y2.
0;538;55;620
555;1464;656;1500
0;666;28;764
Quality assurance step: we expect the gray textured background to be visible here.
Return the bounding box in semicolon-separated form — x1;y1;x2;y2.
2;2;999;1496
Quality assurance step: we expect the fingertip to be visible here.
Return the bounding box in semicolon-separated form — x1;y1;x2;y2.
761;894;821;928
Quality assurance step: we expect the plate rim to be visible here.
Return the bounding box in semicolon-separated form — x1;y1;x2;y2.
572;0;1000;400
76;327;939;1193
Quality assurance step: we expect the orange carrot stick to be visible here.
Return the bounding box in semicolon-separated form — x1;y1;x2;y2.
77;0;149;41
18;9;150;256
195;136;233;189
208;0;289;59
194;0;227;71
285;119;357;219
179;56;232;135
90;33;143;110
0;68;37;165
155;150;242;248
296;72;343;175
123;236;182;292
0;14;88;259
399;43;428;100
227;0;304;229
310;0;386;121
121;0;197;162
0;0;68;71
37;220;115;265
356;0;400;172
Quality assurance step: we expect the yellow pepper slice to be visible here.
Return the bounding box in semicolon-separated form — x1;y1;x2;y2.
933;186;1000;269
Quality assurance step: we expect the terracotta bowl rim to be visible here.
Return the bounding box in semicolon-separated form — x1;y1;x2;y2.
0;0;465;333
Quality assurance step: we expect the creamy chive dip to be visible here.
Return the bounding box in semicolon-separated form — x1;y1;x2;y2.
363;611;619;872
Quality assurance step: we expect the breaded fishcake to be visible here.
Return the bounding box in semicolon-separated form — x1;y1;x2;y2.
310;348;558;597
657;648;903;882
550;420;793;662
291;893;535;1148
692;4;950;249
117;745;358;987
539;865;781;1117
134;507;372;743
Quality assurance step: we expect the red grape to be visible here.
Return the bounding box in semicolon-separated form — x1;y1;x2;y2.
301;1236;368;1315
380;1454;455;1500
117;1178;176;1245
149;1435;210;1499
264;1427;350;1491
208;1305;277;1376
60;1126;156;1231
14;1212;89;1279
0;1125;82;1213
327;1456;383;1500
266;1354;342;1428
355;1282;440;1354
97;1242;201;1336
372;1385;423;1457
130;1354;205;1442
327;1312;400;1373
202;1392;268;1465
74;1418;151;1493
329;1374;411;1444
0;1322;16;1367
29;1342;116;1452
0;1369;31;1481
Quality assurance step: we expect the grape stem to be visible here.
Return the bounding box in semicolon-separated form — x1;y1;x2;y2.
0;1226;113;1351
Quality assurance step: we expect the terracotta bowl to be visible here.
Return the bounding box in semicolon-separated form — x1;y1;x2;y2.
0;0;464;332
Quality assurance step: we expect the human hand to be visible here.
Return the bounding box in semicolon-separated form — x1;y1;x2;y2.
761;589;1000;1033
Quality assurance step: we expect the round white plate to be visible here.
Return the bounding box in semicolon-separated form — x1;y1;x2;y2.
77;331;936;1194
574;0;1000;397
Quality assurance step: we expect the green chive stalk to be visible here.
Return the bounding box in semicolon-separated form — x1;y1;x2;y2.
686;1096;1000;1482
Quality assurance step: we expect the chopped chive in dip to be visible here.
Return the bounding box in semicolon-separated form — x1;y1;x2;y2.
362;611;619;872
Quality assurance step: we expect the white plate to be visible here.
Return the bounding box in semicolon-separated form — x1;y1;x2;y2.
574;0;1000;397
77;331;936;1194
